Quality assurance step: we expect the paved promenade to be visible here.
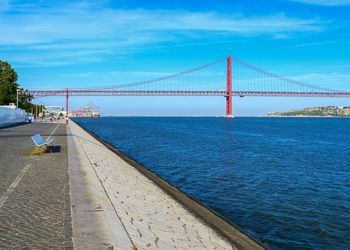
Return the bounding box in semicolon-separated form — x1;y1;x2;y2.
0;121;262;250
0;123;72;249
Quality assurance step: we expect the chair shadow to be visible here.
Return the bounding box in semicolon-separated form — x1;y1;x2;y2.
48;145;61;153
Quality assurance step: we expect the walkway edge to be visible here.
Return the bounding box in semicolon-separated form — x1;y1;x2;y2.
67;125;134;250
73;120;266;250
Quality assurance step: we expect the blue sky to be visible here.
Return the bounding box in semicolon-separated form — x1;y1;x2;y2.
1;0;350;116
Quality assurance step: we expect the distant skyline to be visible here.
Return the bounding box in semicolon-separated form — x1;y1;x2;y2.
1;0;350;116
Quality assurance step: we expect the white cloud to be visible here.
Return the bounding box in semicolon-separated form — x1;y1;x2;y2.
290;0;350;6
0;2;325;66
287;40;335;48
0;8;323;46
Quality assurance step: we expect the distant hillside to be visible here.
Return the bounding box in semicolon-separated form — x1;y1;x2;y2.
267;106;350;117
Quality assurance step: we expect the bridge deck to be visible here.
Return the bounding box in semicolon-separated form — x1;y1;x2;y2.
29;90;350;97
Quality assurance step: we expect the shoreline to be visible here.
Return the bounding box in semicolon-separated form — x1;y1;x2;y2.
69;119;265;249
78;115;350;119
265;115;350;118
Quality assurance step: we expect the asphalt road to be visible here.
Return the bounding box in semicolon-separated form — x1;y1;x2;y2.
0;123;72;249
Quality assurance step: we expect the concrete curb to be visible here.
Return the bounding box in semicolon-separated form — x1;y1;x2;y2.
67;124;134;250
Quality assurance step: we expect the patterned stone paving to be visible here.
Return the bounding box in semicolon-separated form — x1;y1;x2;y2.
0;123;72;249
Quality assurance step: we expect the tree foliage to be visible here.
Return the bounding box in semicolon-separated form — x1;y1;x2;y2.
0;60;18;106
0;60;35;112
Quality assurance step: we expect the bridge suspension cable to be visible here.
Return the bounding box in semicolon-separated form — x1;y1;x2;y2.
73;58;227;91
232;58;344;93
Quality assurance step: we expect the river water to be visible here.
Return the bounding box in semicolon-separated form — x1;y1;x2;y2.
74;117;350;249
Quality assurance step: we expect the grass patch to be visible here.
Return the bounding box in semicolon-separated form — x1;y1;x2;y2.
27;145;48;156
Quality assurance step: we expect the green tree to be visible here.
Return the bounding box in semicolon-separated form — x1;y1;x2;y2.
18;89;34;111
0;60;18;106
0;60;34;112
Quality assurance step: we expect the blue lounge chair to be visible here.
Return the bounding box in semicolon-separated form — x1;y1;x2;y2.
31;134;54;147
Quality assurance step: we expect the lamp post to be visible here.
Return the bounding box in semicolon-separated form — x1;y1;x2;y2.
16;89;20;108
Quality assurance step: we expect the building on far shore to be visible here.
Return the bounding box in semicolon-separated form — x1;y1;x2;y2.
70;103;100;117
339;107;350;116
43;106;66;118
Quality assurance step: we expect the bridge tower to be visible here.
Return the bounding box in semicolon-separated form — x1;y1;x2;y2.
226;56;233;118
66;88;69;117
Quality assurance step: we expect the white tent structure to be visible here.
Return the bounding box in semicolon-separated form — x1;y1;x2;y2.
0;105;26;127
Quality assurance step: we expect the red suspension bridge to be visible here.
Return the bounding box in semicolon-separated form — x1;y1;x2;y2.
27;56;350;117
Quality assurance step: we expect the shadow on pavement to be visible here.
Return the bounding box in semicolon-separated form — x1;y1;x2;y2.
0;122;28;130
0;134;69;138
49;145;61;153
